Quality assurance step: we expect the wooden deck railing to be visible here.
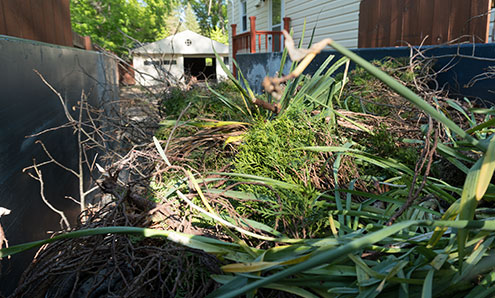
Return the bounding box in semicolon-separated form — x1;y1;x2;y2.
231;16;291;76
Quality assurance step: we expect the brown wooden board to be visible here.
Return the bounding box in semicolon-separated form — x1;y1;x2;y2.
42;0;57;44
21;0;35;40
418;0;434;45
358;0;371;48
377;0;391;47
438;0;453;44
469;0;491;42
52;0;64;45
358;0;491;48
369;0;381;48
0;0;72;46
0;1;6;34
448;0;471;42
30;0;47;43
3;0;21;37
60;0;72;46
388;0;403;46
401;0;420;45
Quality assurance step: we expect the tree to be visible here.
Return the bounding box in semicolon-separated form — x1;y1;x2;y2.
71;0;174;58
183;0;228;37
184;3;200;33
210;26;229;44
165;3;183;35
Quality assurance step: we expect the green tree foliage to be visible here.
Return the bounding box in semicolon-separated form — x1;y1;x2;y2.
184;3;200;33
183;0;228;42
209;26;229;44
165;3;182;35
164;3;201;35
71;0;174;57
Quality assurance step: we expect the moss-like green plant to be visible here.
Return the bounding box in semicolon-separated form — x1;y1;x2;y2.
230;106;341;238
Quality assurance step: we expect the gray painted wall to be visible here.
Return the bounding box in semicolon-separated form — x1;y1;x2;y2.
236;43;495;102
0;35;118;295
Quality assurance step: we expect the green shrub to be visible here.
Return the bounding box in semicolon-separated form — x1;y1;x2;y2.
231;107;335;238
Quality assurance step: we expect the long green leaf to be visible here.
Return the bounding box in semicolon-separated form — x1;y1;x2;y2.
0;226;239;258
458;158;483;269
214;219;495;297
476;135;495;200
209;172;300;190
421;270;434;298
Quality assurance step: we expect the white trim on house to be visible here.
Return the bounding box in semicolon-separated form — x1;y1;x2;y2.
269;0;284;31
489;7;495;42
268;0;284;51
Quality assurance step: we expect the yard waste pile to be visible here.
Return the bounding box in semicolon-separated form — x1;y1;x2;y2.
2;36;495;297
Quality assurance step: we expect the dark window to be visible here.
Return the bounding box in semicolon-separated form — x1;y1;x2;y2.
241;0;247;31
144;59;177;66
223;57;229;65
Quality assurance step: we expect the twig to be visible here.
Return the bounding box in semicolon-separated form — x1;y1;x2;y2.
387;117;439;225
25;161;71;230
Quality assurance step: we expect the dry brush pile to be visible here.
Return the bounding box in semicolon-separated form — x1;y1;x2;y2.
3;33;495;297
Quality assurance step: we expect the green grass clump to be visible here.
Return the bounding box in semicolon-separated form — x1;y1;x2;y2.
160;81;248;121
231;106;335;238
234;109;321;184
359;123;420;173
342;57;422;116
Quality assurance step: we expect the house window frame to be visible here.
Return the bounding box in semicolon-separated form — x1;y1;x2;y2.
269;0;284;31
269;0;284;52
240;0;248;32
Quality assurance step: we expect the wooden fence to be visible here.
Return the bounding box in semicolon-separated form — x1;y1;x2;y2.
359;0;492;48
0;0;73;47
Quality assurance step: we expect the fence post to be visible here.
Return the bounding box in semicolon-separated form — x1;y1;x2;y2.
83;36;92;50
283;17;291;33
249;16;256;53
282;17;291;51
231;24;237;78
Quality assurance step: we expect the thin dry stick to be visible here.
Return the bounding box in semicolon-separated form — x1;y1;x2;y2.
387;118;439;225
31;71;109;212
25;161;71;229
0;207;11;251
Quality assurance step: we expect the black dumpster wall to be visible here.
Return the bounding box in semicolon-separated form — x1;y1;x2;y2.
0;35;118;295
236;43;495;102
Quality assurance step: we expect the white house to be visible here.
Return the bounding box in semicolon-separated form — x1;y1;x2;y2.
228;0;360;48
227;0;360;60
132;30;229;86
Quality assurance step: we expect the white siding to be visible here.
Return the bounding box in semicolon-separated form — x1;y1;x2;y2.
228;0;361;64
285;0;360;48
228;0;271;68
133;54;184;86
